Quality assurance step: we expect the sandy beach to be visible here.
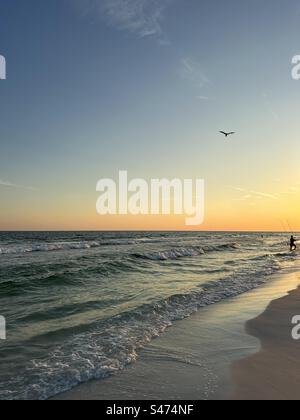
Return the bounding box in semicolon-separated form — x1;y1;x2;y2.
54;270;300;400
232;277;300;400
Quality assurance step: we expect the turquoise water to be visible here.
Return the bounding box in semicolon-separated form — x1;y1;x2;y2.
0;231;296;399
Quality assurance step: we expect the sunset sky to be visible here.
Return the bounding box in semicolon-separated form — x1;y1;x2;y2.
0;0;300;231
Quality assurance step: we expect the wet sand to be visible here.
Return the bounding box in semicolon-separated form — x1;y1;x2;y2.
232;277;300;400
54;271;300;400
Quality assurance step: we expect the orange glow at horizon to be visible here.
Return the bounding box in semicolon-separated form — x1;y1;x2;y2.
1;196;299;232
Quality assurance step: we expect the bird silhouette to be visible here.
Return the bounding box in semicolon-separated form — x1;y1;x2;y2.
220;131;235;138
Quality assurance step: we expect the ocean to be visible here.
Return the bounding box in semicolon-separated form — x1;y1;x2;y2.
0;231;296;400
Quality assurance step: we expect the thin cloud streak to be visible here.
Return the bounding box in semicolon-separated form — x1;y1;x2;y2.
230;185;300;202
230;186;280;201
229;186;246;192
250;190;279;200
179;57;210;89
262;92;279;121
0;179;38;191
72;0;173;39
197;95;212;101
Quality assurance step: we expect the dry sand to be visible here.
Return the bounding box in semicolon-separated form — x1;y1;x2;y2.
232;278;300;400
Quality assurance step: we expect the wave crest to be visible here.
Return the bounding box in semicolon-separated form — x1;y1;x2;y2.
133;243;239;261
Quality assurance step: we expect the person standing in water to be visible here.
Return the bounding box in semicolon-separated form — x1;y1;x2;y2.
290;235;297;252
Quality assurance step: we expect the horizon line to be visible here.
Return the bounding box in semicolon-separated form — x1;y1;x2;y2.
0;229;296;233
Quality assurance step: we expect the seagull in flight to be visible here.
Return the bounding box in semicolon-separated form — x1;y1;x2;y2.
220;131;235;138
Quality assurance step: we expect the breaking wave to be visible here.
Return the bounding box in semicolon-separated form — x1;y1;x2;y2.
133;243;239;261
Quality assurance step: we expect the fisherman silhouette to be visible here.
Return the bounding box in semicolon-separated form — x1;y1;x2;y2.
290;235;297;252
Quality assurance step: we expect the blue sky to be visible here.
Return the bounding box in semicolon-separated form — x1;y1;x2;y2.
1;0;300;230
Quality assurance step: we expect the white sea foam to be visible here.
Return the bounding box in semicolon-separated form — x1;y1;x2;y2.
134;243;238;261
0;238;175;255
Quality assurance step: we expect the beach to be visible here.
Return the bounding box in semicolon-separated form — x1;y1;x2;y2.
54;271;300;400
232;277;300;400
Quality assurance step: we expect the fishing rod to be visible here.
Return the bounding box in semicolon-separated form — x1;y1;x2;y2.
286;219;294;236
279;220;288;235
279;220;291;247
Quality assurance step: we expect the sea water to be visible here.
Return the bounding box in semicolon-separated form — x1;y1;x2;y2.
0;231;296;399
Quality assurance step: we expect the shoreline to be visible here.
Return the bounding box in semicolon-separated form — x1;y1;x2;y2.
53;270;300;400
231;276;300;400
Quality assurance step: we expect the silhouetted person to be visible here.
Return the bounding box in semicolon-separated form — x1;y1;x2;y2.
290;235;297;252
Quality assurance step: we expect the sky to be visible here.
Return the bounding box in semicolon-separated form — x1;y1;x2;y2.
0;0;300;231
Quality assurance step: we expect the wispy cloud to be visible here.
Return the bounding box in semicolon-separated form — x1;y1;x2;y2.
179;57;210;89
73;0;173;40
0;179;37;191
280;185;300;195
233;194;252;202
230;186;280;201
197;95;212;101
230;186;246;192
262;92;279;121
250;190;279;200
236;185;300;201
